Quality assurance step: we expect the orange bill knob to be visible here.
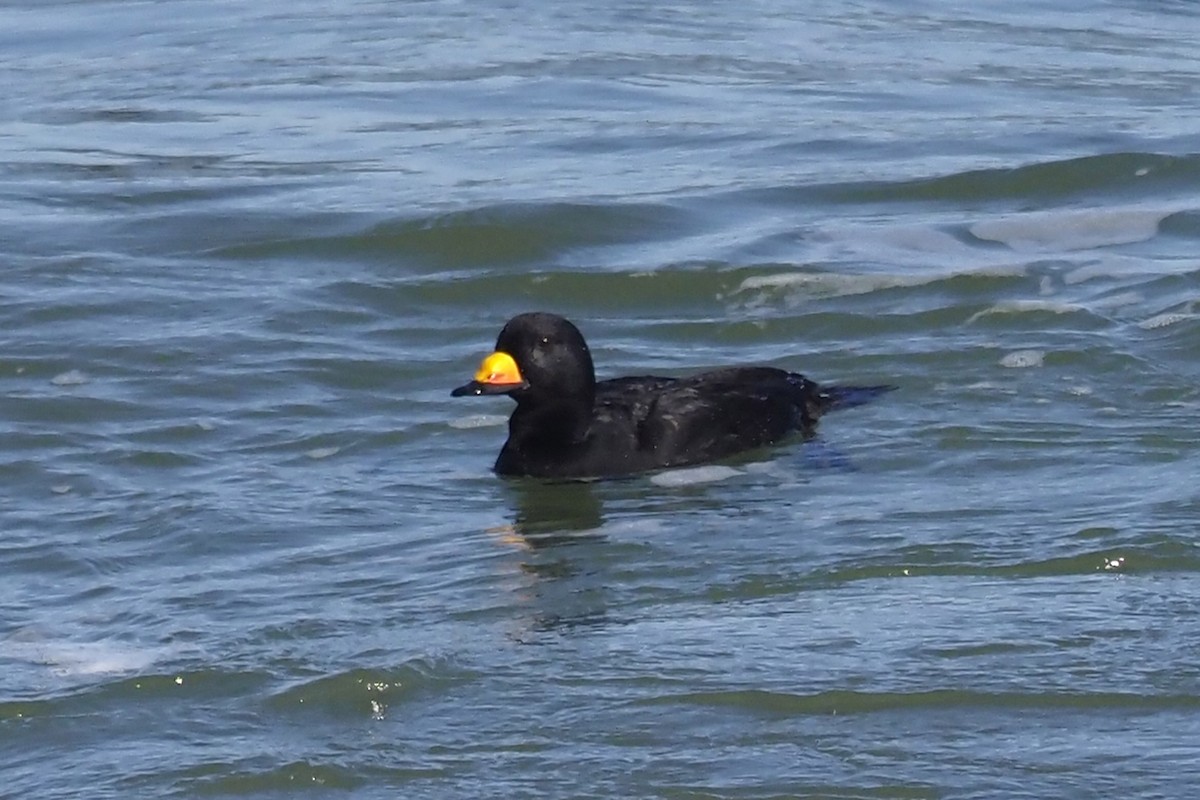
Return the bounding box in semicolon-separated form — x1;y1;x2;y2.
451;351;528;396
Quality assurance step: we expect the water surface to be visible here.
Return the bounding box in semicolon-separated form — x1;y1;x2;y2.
2;1;1199;798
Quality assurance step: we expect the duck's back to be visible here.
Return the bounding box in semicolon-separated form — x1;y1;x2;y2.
580;367;824;475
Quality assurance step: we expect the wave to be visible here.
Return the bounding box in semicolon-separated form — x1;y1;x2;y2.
811;152;1200;207
701;541;1200;604
267;658;477;718
215;200;689;268
645;687;1200;715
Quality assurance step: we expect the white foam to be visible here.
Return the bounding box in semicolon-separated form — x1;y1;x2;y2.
736;271;936;299
51;369;89;386
8;637;160;677
1139;312;1196;330
999;350;1045;368
734;260;1026;305
966;300;1081;324
449;414;508;429
650;465;743;487
305;446;340;460
971;209;1166;252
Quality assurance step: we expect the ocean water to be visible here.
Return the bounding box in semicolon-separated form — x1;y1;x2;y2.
2;1;1199;797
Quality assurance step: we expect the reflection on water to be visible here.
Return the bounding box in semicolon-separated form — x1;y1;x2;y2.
492;479;621;637
506;478;606;542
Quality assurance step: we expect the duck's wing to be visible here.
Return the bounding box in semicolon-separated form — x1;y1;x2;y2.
595;375;679;399
591;368;817;469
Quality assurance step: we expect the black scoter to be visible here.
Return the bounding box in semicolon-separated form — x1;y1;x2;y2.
451;312;892;479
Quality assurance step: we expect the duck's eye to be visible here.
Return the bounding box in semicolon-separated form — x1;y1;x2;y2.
540;336;550;345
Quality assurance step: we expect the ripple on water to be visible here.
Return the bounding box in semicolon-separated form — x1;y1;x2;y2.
971;207;1168;252
267;659;480;720
5;6;1200;800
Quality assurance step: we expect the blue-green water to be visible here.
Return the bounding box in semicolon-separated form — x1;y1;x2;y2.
3;2;1199;798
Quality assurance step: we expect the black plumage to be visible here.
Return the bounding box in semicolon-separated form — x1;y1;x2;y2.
451;312;892;479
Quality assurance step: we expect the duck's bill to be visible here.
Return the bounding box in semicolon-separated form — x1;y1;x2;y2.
451;350;527;397
451;380;525;397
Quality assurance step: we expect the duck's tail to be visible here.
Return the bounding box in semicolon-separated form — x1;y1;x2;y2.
818;384;897;412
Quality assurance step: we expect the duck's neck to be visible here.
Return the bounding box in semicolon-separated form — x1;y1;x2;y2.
495;394;594;477
509;394;593;448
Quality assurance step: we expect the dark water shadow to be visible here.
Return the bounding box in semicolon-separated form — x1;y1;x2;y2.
503;477;611;543
495;479;621;638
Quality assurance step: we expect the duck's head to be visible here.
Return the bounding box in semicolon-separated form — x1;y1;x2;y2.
451;312;596;401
